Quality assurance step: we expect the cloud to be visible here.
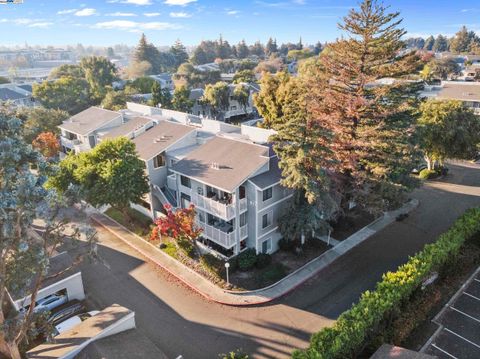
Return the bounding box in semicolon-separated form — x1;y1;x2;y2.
226;10;240;15
28;22;54;28
144;12;161;17
75;8;97;16
122;0;152;4
164;0;197;6
293;0;306;4
57;9;77;15
93;20;181;31
106;12;138;16
169;12;191;18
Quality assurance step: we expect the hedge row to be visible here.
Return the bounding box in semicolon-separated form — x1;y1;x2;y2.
293;207;480;359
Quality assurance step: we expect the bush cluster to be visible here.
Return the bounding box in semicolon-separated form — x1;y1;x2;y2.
419;168;437;179
293;207;480;359
237;248;257;270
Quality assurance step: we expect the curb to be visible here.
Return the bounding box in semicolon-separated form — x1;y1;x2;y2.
89;199;419;306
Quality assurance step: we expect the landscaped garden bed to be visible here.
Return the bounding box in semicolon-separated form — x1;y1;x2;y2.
104;207;153;238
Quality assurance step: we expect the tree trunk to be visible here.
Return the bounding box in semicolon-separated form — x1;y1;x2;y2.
425;155;434;171
0;312;21;359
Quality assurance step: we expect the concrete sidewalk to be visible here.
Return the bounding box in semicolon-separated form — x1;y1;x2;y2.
89;199;418;306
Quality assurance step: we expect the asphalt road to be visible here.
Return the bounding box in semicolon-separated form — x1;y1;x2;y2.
78;161;480;359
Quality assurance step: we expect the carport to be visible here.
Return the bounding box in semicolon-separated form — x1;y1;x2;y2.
9;251;85;311
422;266;480;359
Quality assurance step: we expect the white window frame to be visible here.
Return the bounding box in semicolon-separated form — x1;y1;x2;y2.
262;211;272;229
262;237;272;254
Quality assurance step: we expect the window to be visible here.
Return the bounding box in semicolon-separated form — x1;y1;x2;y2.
153;154;165;168
180;176;191;188
230;105;237;111
180;193;191;208
262;212;272;229
262;187;273;201
240;213;247;227
262;238;272;254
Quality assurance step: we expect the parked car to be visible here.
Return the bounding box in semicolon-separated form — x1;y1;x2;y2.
48;301;85;326
20;294;68;314
54;311;100;336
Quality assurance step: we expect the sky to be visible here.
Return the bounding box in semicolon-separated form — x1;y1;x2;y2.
0;0;479;47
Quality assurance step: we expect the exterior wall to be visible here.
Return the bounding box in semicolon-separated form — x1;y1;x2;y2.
14;272;85;310
241;125;276;144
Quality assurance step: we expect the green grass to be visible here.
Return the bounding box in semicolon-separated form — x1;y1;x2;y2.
105;207;152;237
161;242;179;259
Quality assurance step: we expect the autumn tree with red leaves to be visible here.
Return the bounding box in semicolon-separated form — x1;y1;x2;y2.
32;131;60;159
150;204;202;246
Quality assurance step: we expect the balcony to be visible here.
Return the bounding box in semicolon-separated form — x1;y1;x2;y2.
60;136;80;149
196;219;236;249
191;192;234;220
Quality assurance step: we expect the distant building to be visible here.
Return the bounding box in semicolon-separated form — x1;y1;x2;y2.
0;83;35;107
149;73;174;92
420;81;480;114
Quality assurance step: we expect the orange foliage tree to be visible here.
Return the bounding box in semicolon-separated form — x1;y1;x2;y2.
150;204;202;245
32;131;60;158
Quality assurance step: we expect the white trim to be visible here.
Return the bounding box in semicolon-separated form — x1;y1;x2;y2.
261;237;273;254
257;226;279;241
449;306;480;324
59;109;122;137
257;193;294;213
248;179;281;191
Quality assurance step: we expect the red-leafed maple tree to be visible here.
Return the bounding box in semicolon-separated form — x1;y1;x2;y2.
150;204;202;244
32;131;60;159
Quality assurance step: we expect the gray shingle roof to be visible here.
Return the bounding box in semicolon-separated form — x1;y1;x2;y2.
249;156;282;189
59;107;122;136
101;116;153;140
0;88;27;101
173;136;270;193
437;83;480;102
132;120;195;161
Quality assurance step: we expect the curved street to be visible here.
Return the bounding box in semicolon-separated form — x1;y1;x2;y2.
78;161;480;359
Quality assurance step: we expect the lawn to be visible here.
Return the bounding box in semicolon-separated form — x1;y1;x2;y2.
105;207;152;238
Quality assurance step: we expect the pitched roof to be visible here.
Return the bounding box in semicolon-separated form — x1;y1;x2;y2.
173;136;270;193
101;116;153;140
437;83;480;102
0;88;27;101
59;107;122;136
249;155;282;189
132;120;195;161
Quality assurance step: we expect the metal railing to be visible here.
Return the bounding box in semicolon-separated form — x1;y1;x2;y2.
196;219;236;249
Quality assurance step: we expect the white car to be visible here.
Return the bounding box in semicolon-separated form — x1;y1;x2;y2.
20;294;68;314
54;311;100;335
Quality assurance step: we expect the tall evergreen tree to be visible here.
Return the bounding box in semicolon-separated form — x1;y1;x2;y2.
79;56;117;102
170;39;189;68
423;35;435;51
132;33;161;73
306;0;421;212
432;34;449;52
265;37;278;56
236;40;250;59
450;26;472;53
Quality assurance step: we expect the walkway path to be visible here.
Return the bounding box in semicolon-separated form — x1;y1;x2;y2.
89;199;418;306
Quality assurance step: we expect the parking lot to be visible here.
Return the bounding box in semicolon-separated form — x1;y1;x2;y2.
424;268;480;359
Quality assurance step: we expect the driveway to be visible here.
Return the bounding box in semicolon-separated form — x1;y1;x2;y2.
78;161;480;359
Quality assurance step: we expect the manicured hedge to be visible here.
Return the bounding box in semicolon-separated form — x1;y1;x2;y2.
292;207;480;359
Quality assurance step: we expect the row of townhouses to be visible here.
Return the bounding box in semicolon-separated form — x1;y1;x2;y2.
58;103;292;257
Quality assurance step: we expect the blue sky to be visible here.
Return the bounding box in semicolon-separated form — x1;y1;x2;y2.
0;0;479;47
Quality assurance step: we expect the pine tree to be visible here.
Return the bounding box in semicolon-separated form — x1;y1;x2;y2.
133;33;161;73
236;40;250;59
151;81;163;107
450;26;472;53
307;0;421;213
170;39;189;69
423;35;435;51
432;34;449;52
266;37;278;56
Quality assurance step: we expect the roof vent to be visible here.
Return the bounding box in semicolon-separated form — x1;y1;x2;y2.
210;162;220;170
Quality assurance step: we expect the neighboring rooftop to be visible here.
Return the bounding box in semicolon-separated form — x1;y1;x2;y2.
249;155;283;189
26;304;134;359
132;119;195;161
9;251;78;302
173;135;270;193
100;116;153;140
59;107;122;136
17;84;33;92
78;329;169;359
0;87;27;101
436;82;480;102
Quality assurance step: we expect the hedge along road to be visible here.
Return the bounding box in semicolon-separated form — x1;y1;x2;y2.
77;161;480;359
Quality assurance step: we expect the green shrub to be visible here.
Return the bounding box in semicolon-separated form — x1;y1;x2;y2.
238;248;257;270
278;238;296;252
260;263;286;284
255;253;272;269
220;349;249;359
200;253;223;278
178;238;195;258
419;168;437;179
293;207;480;359
161;242;178;259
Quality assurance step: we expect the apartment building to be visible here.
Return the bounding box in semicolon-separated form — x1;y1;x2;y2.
59;107;125;154
58;103;291;257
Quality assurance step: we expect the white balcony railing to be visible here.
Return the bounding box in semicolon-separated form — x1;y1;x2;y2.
196;219;236;249
60;136;80;148
239;224;248;239
239;198;247;213
191;192;236;220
